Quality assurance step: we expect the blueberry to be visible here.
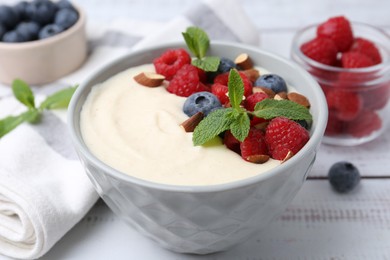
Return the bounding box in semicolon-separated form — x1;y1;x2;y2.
55;8;78;29
328;161;360;193
255;74;287;93
56;0;76;11
218;57;237;73
0;24;6;40
13;1;29;20
0;5;19;29
25;0;57;25
183;92;222;117
2;30;27;43
16;22;40;41
38;24;63;39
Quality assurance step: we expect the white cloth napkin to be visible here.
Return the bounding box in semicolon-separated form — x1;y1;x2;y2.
0;0;259;259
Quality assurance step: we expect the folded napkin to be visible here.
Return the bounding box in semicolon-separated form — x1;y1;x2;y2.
0;0;259;258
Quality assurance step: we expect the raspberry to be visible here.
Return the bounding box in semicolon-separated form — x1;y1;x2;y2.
326;89;363;121
325;111;346;136
265;117;310;160
167;64;209;97
317;16;353;52
153;48;191;80
240;128;268;161
345;110;382;138
350;37;382;65
362;83;390;110
300;37;338;65
213;71;253;97
211;83;229;105
341;51;374;68
244;92;268;111
223;130;241;154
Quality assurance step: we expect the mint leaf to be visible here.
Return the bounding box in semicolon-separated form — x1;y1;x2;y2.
182;27;210;59
0;110;38;138
193;108;234;146
39;86;77;110
230;112;250;142
253;99;312;121
12;79;35;109
191;56;220;72
228;69;244;110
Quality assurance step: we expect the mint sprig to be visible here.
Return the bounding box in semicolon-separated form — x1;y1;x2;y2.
182;27;220;72
0;79;77;138
192;70;312;146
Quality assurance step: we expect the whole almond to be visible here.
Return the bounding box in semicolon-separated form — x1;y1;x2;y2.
287;92;311;108
180;112;204;132
252;86;275;98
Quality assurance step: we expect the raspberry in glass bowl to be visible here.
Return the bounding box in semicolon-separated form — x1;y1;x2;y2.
291;16;390;146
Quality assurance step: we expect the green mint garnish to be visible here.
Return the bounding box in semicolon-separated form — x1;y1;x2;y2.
0;79;77;138
253;99;312;121
182;27;220;72
192;69;313;146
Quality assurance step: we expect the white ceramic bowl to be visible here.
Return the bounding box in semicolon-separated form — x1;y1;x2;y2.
0;5;87;86
68;42;328;254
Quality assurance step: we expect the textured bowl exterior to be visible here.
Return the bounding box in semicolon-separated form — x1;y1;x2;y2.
0;6;87;86
69;42;327;254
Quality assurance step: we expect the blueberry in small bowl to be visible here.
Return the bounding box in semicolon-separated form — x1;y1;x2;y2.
0;0;87;85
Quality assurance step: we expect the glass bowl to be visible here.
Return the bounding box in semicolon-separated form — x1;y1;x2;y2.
291;22;390;146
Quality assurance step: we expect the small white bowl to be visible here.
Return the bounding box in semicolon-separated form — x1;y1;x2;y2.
68;42;328;254
0;5;87;86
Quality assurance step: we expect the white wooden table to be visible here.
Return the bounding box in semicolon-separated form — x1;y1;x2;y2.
3;0;390;259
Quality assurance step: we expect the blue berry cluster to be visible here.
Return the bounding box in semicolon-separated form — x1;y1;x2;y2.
0;0;78;43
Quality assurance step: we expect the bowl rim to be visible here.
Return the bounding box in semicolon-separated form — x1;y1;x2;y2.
68;41;328;193
291;21;390;73
0;4;85;49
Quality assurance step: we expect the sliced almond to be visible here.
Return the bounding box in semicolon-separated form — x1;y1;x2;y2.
253;86;275;98
180;112;204;132
287;92;311;108
281;151;294;163
242;68;260;83
134;72;165;87
247;154;270;164
234;53;253;70
274;92;287;100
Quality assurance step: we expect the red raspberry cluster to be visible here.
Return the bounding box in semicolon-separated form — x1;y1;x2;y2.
226;117;310;162
299;16;386;138
153;48;311;163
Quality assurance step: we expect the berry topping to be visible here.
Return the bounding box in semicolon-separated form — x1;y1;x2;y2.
223;130;241;154
56;0;76;11
183;92;222;117
211;83;229;105
317;16;353;52
254;74;288;93
300;37;338;65
350;37;382;65
326;90;363;121
265;117;310;160
214;71;253;98
167;64;208;97
244;92;268;111
328;161;360;193
240;128;269;163
217;57;237;73
0;24;5;39
2;30;26;43
153;48;191;81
